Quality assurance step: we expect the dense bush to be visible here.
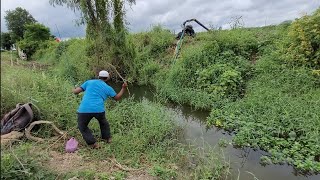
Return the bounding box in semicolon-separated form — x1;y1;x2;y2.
280;8;320;69
157;29;262;109
129;26;174;84
17;23;52;59
54;39;92;84
32;40;59;63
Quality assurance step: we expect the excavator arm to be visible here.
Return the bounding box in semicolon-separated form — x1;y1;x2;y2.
182;19;210;31
174;19;211;59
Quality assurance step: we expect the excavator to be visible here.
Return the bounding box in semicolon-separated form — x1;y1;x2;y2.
174;19;210;59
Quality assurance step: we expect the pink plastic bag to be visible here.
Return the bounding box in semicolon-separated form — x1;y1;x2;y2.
65;137;78;153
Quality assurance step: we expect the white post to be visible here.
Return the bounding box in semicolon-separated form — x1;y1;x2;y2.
10;50;13;66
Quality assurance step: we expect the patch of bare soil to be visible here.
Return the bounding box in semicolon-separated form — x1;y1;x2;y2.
47;151;87;173
126;172;157;180
45;150;156;180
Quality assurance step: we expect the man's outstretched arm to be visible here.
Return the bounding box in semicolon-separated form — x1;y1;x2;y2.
114;82;127;101
72;87;83;94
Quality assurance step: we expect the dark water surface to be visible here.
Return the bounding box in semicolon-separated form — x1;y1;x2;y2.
112;83;320;180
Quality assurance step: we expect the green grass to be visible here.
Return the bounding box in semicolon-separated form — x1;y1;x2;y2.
1;54;229;179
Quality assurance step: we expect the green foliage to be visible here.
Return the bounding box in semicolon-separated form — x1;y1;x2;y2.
1;57;229;177
50;0;137;78
1;62;78;130
280;8;320;69
150;165;177;179
207;53;320;172
17;37;91;84
17;23;52;59
1;143;57;180
138;61;161;84
32;40;59;63
32;39;73;64
23;23;51;41
4;7;37;42
1;32;13;50
133;26;174;58
104;99;178;161
54;39;92;84
162;31;257;109
129;26;174;84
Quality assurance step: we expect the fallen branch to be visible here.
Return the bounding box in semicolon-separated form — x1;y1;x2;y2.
46;132;67;152
107;157;144;172
25;121;64;142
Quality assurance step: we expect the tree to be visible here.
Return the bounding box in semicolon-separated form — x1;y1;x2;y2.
49;0;136;74
49;0;135;38
23;23;51;41
1;32;13;50
229;16;244;29
4;7;37;42
17;23;52;59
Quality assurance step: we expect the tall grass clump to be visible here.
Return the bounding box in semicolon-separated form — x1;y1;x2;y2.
28;39;93;84
54;39;93;84
32;40;59;63
1;143;58;180
129;25;175;84
1;62;79;131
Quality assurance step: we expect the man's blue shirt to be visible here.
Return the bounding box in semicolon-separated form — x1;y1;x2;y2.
77;80;116;113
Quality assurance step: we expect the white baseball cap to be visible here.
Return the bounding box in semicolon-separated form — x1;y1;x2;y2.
98;70;110;78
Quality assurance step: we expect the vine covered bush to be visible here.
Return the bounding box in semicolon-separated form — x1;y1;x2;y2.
281;9;320;69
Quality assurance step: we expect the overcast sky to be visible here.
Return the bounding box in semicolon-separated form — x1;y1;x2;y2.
1;0;319;39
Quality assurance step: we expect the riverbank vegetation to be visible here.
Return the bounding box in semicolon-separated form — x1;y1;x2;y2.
1;2;319;179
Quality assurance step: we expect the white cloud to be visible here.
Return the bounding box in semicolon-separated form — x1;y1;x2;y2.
1;0;319;38
1;0;85;39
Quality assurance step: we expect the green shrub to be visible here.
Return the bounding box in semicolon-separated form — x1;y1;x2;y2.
54;39;92;84
280;8;320;69
17;23;52;59
162;37;254;108
207;53;320;172
32;40;58;63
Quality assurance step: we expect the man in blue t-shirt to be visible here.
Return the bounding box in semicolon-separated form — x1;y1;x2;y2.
72;70;127;149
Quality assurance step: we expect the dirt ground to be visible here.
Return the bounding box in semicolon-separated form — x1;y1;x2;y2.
46;150;157;180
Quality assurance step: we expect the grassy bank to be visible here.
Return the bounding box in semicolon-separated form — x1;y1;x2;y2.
1;54;229;179
207;50;320;172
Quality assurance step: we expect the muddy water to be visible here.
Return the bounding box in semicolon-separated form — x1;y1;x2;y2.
113;83;320;180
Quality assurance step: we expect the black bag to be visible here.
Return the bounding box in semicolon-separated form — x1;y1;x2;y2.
1;103;34;135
